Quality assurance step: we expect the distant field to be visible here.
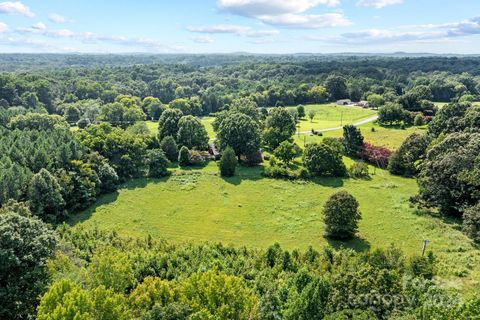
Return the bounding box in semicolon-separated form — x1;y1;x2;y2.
293;123;426;150
145;117;215;139
434;102;448;108
286;104;377;132
72;161;479;292
146;104;376;139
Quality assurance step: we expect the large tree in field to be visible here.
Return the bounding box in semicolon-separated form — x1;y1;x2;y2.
216;112;261;159
176;115;209;150
27;168;65;221
325;75;347;101
323;191;361;239
158;108;183;140
0;207;57;320
303;143;347;177
263;107;296;150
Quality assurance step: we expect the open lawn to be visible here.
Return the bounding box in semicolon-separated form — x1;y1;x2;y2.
287;104;377;132
293;123;427;150
72;161;479;292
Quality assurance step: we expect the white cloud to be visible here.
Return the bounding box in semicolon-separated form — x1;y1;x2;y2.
192;36;214;44
260;13;351;28
51;29;74;38
0;21;8;33
306;16;480;45
79;33;185;53
217;0;350;29
32;22;46;30
356;0;403;9
0;1;34;17
17;25;75;38
48;13;66;23
187;24;279;37
217;0;339;17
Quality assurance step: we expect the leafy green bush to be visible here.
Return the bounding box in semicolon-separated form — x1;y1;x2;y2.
178;146;190;166
348;162;370;179
219;146;237;177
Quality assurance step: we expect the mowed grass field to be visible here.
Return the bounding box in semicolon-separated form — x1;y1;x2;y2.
294;123;428;150
286;104;376;132
72;161;480;292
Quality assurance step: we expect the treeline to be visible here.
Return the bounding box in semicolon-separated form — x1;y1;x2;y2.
0;55;479;123
384;102;480;242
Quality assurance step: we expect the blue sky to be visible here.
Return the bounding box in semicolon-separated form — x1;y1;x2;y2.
0;0;479;54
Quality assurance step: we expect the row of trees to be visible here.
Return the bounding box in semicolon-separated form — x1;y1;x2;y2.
383;102;480;242
2;56;479;128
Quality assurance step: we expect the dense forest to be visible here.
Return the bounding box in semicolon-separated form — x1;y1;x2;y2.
1;54;479;319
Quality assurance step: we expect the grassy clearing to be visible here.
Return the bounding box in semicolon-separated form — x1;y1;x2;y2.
288;104;376;132
293;123;427;150
72;161;479;292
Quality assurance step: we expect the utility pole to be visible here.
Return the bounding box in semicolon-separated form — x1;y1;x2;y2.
421;240;431;256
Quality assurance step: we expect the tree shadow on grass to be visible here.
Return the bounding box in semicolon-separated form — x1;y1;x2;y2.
309;176;346;188
413;207;463;230
125;175;176;189
221;165;265;186
68;190;120;225
325;235;371;253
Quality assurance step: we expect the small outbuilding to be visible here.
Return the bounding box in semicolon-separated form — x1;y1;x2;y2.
208;143;221;160
355;100;369;108
336;99;352;106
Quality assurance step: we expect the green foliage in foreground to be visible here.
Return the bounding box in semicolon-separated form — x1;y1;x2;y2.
0;205;57;320
38;226;480;320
